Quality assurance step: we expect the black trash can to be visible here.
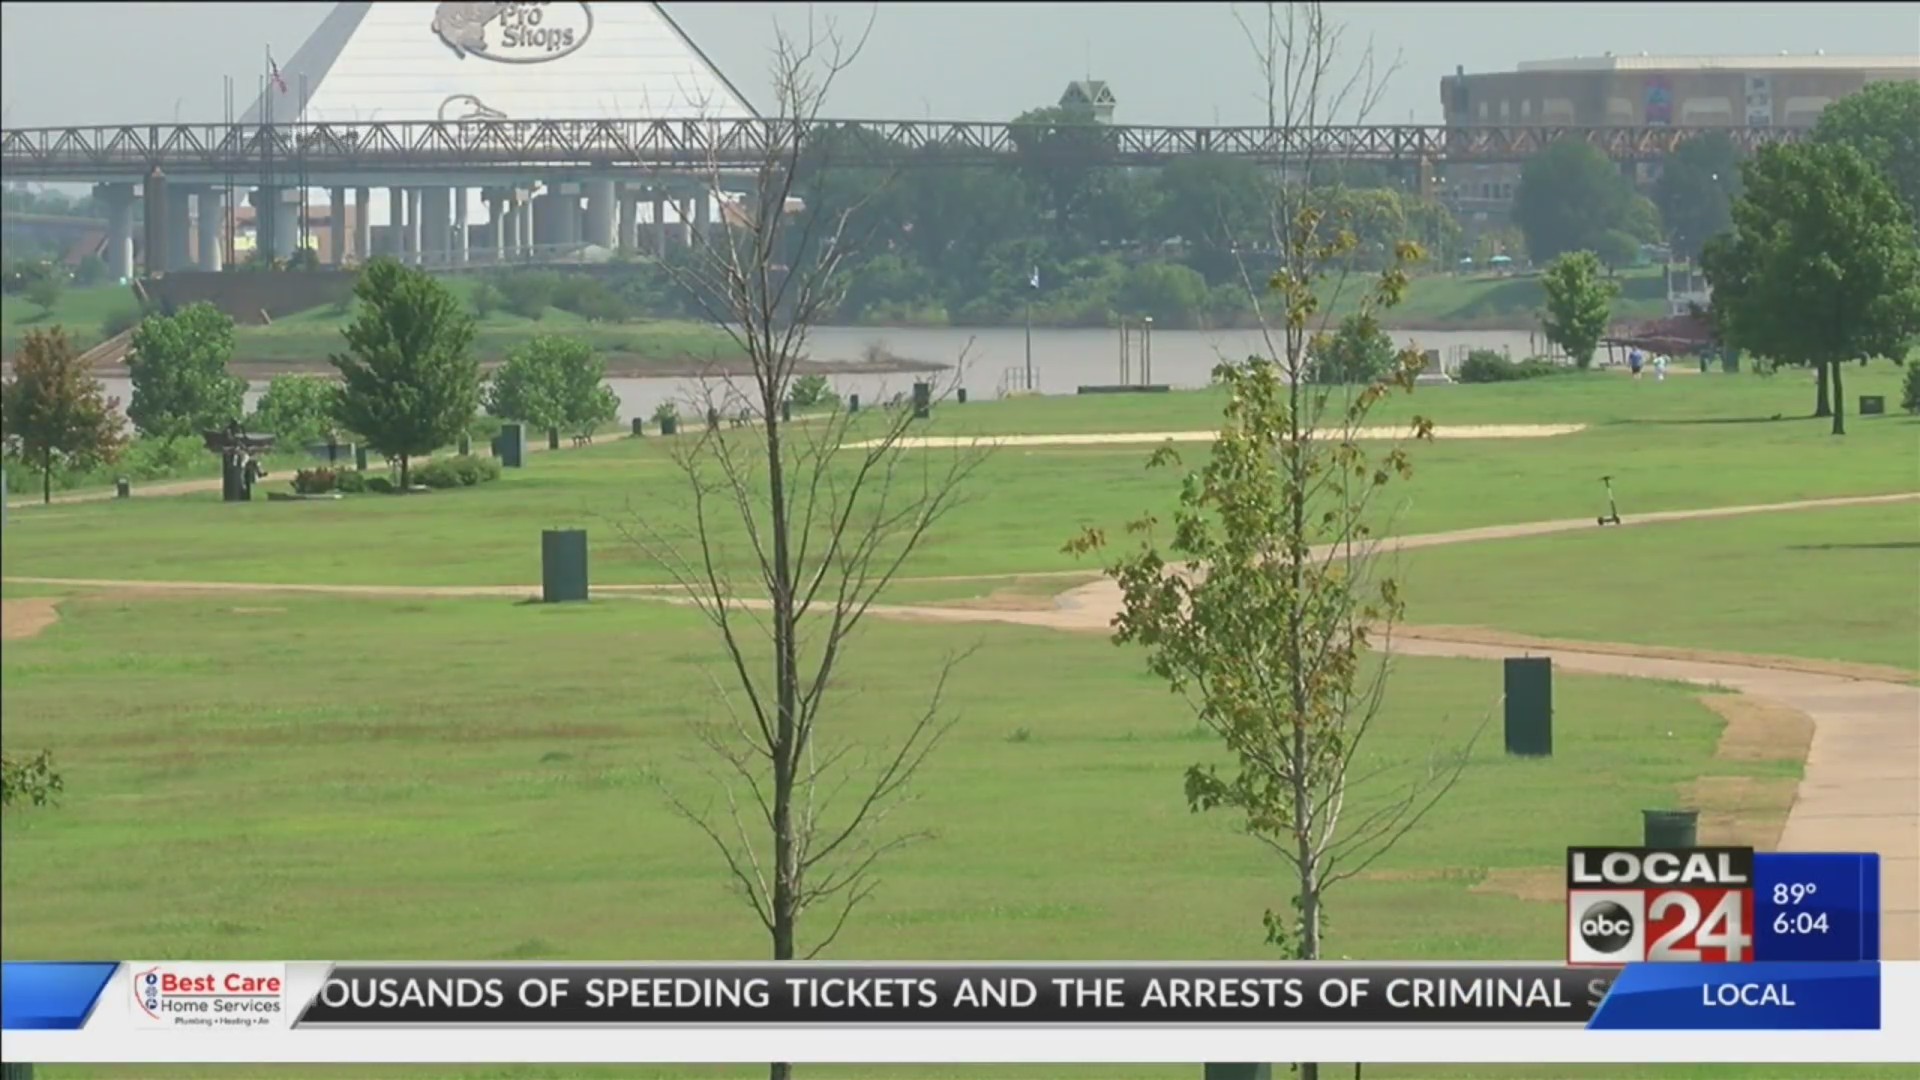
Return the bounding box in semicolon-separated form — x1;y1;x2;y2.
848;393;860;414
1643;809;1698;848
660;414;678;436
912;381;931;420
1503;657;1552;757
354;445;369;472
541;529;589;604
631;418;646;437
115;477;130;499
957;388;968;404
548;427;561;450
494;424;526;468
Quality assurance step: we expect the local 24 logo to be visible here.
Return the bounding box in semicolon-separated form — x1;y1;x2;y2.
1565;846;1756;964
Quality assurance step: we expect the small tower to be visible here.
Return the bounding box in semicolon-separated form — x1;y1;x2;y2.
1059;80;1116;124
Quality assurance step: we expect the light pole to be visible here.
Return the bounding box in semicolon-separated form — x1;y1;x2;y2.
1024;296;1033;392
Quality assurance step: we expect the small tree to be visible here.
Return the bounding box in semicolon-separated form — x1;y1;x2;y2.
0;326;125;502
1308;313;1396;384
332;258;481;487
486;334;617;437
1;749;64;809
788;374;839;409
1703;142;1920;435
251;374;343;448
127;301;246;440
1540;250;1618;369
23;272;64;317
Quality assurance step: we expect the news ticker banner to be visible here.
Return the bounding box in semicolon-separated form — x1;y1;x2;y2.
1565;848;1880;964
4;961;1913;1065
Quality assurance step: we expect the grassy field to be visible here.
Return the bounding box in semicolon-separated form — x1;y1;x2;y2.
4;589;1867;1080
3;351;1913;1080
2;367;1913;594
1398;501;1920;671
1368;265;1667;328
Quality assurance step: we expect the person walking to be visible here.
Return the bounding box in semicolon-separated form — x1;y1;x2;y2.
1629;348;1645;379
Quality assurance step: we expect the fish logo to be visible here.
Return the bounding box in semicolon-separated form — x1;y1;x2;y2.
432;2;594;64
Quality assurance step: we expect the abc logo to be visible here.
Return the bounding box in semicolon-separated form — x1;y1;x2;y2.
1578;900;1637;954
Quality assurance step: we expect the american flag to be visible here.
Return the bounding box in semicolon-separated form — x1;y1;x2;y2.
268;50;288;94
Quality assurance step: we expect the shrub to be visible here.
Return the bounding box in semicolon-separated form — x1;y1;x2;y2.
790;374;838;409
1457;350;1520;383
99;300;145;339
291;467;338;494
1458;350;1566;383
364;476;395;494
414;454;502;489
495;271;558;320
471;281;504;319
1;749;64;809
1308;315;1397;385
251;375;341;448
23;274;64;315
73;254;110;286
1904;362;1920;414
336;470;368;493
652;401;680;425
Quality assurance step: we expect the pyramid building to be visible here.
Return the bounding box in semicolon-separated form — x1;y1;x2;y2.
205;1;757;270
244;1;755;123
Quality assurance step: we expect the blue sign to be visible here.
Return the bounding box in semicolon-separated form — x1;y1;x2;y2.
1589;961;1879;1030
0;962;119;1030
1754;853;1879;963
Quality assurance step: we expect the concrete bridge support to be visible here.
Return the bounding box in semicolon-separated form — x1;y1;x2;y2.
385;187;405;257
328;187;347;266
195;188;223;272
515;193;534;258
353;188;371;264
453;189;470;266
98;184;135;281
483;190;506;262
585;180;617;250
251;188;297;261
420;187;451;267
404;188;423;263
651;192;668;257
618;186;640;252
681;195;697;249
164;185;193;272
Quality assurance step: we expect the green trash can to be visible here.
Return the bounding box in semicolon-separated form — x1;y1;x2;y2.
1503;657;1552;757
1643;809;1698;848
548;427;561;450
541;529;589;604
631;418;645;437
957;387;968;404
848;393;860;414
354;445;369;472
660;414;678;436
912;381;931;420
4;1062;37;1080
494;424;526;468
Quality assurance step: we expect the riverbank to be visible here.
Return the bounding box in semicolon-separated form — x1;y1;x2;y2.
215;350;950;379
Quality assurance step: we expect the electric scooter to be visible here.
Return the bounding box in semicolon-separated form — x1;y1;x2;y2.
1597;475;1622;526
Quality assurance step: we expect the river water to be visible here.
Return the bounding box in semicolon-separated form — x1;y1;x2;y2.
96;325;1542;425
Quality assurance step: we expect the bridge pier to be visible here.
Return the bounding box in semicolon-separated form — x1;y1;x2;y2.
164;184;193;272
453;188;470;266
196;188;223;272
405;188;424;264
586;180;617;250
353;187;371;265
420;187;451;268
328;187;347;266
681;195;697;248
651;192;668;257
92;183;133;281
618;186;640;252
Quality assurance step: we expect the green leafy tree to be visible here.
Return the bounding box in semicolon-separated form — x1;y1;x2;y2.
73;254;110;287
486;334;616;438
1540;250;1619;369
1654;132;1745;260
1703;142;1920;435
1116;261;1210;327
1812;81;1920;227
1309;313;1397;384
1008;105;1117;243
251;374;343;447
1;749;64;809
1153;155;1275;283
332;258;481;487
1;326;125;503
23;272;63;317
788;374;839;409
1593;229;1643;273
127;301;245;440
1513;140;1658;262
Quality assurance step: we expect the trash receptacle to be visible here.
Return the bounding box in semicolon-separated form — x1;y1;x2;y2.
1503;657;1552;757
1642;809;1698;848
115;477;130;499
912;382;931;420
541;529;589;603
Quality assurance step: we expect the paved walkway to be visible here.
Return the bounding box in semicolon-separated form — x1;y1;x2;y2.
6;490;1916;956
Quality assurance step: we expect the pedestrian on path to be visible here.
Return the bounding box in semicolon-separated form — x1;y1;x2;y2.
1629;349;1645;379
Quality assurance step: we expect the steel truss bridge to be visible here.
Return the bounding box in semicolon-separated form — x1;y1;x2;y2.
0;118;1808;181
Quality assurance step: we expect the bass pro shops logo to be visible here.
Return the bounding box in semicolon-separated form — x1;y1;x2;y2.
131;964;288;1029
433;2;594;63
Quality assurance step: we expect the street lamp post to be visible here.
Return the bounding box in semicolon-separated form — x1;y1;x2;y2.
1142;316;1153;386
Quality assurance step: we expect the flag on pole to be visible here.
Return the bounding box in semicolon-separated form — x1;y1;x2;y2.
268;50;289;94
1029;266;1040;289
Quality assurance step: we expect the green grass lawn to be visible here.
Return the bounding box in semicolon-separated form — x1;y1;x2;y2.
3;368;1913;589
0;284;144;351
1368;265;1667;328
1398;502;1920;671
5;589;1861;1080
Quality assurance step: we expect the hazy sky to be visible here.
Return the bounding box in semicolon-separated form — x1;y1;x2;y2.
1;2;1915;128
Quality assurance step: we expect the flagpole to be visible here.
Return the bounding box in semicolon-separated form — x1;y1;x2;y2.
1025;266;1036;393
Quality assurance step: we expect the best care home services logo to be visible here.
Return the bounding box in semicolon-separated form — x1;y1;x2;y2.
131;963;289;1029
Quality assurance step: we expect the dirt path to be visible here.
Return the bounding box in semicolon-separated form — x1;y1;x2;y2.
6;489;1916;956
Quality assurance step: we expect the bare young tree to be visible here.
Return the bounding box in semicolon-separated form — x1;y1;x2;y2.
617;15;987;1079
1072;9;1482;1080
